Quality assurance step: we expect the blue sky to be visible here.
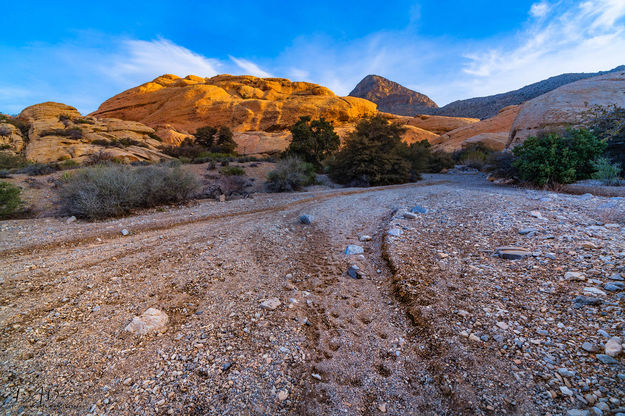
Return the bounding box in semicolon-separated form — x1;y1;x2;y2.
1;0;625;114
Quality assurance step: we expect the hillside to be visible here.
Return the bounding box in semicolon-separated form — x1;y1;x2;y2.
348;75;438;116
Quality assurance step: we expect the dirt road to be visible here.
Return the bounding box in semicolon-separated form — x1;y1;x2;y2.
1;174;623;415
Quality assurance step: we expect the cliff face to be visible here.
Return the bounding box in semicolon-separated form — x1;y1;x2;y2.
349;75;438;116
92;74;378;140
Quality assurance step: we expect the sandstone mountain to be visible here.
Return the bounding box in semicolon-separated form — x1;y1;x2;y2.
508;69;625;147
92;74;377;143
426;65;625;119
348;75;438;116
431;105;520;152
5;102;169;163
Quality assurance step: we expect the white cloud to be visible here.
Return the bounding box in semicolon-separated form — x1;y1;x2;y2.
229;56;273;77
530;1;550;18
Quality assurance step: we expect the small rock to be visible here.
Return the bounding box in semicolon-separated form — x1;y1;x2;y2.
573;296;602;308
558;368;576;377
260;298;281;310
496;321;509;330
344;245;364;255
582;342;599;353
299;215;313;225
121;229;129;236
530;210;544;219
596;354;619;364
583;287;607;297
410;205;427;214
277;390;289;401
518;228;538;235
311;373;322;380
496;246;531;260
378;403;387;413
359;235;372;242
565;272;586;281
403;212;418;220
124;308;169;336
609;273;624;281
605;337;622;357
566;410;589;416
218;194;226;202
65;216;76;224
388;228;403;237
347;265;363;279
604;282;624;292
560;386;574;396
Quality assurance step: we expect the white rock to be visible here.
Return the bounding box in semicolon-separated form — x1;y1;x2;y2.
277;390;289;401
66;216;76;224
583;287;607;296
496;321;509;330
388;228;403;237
344;245;364;255
359;235;372;242
121;229;129;236
604;336;622;357
125;308;168;335
260;297;281;310
564;272;586;281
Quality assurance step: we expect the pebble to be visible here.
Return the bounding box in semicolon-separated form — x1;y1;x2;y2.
410;205;427;214
604;282;624;292
567;410;589;416
609;273;624;281
299;215;313;225
403;212;418;220
582;342;599;353
260;298;281;310
347;265;363;279
66;216;76;224
496;246;531;260
277;390;289;401
359;235;372;241
344;245;364;255
388;228;403;237
604;337;622;357
121;229;129;236
573;296;602;308
596;354;619;365
583;287;607;297
558;368;576;377
565;272;586;281
518;228;538;235
311;373;322;380
560;386;574;396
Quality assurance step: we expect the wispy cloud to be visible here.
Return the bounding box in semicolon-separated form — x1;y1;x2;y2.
229;56;272;77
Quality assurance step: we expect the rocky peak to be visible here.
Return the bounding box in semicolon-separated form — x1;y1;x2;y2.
349;75;438;116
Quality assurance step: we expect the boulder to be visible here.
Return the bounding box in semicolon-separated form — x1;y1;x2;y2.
432;105;520;152
17;102;169;163
124;308;169;335
508;70;625;146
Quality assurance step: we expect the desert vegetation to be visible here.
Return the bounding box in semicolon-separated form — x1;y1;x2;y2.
57;163;198;219
0;180;23;218
285;116;340;169
266;157;316;192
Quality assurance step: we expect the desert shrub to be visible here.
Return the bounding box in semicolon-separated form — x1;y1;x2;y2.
161;140;206;160
285;116;340;169
147;132;162;142
0;181;24;218
453;143;494;170
0;152;28;170
194;126;217;148
118;137;148;148
428;151;455;173
86;150;115;165
208;160;217;170
73;117;95;125
486;151;517;179
585;105;625;169
0;126;12;137
592;157;622;185
58;164;198;219
91;139;110;147
220;166;245;176
267;157;316;192
328;115;411;186
39;128;83;140
0;114;30;137
512;128;606;187
16;163;60;176
59;159;80;170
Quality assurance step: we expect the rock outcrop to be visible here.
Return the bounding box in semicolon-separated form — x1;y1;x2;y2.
432;105;520;152
16;102;169;163
405;114;479;135
0;123;26;153
349;75;438;116
92;74;378;143
508;70;625;147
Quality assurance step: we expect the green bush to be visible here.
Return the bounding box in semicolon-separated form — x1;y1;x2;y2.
286;116;340;169
16;163;60;176
328;115;411;186
267;157;316;192
585;105;625;169
220;166;245;176
428;151;455;173
58;164;198;219
512;128;606;186
592;157;622;185
214;126;237;154
195;126;217;148
0;152;29;170
453;143;494;170
0;181;24;218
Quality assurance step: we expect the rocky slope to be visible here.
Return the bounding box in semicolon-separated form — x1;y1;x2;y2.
428;65;625;119
92;74;377;142
9;102;169;163
349;75;438;116
431;105;520;152
508;69;625;147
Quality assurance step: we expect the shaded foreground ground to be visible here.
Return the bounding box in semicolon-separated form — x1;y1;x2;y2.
0;174;623;415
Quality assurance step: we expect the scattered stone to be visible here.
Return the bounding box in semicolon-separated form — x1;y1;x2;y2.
496;321;509;330
410;205;427;214
582;241;600;250
604;282;624;292
596;354;619;365
565;272;586;281
566;410;589;416
121;229;130;236
221;362;232;372
403;212;418;220
359;235;372;242
311;373;322;380
609;273;624;281
344;245;364;255
347;265;363;279
573;296;602;308
124;308;169;336
260;298;281;310
378;403;387;413
529;210;544;219
277;390;289;401
583;287;607;297
388;228;403;237
495;246;531;260
605;337;623;357
299;214;313;225
218;194;226;202
558;368;576;377
582;342;599;353
66;216;76;224
518;228;538;235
